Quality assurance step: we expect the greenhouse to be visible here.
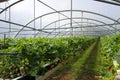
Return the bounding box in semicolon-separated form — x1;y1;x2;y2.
0;0;120;80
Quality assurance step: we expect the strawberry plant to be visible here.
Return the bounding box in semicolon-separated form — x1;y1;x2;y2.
0;36;95;78
99;34;120;79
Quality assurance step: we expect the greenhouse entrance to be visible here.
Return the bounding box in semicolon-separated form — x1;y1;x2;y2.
0;0;120;80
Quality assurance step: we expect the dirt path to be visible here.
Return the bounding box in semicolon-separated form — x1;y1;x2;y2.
44;38;100;80
77;38;100;80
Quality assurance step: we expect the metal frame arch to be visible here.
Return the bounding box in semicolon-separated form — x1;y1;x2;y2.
35;17;116;37
18;17;115;36
46;22;114;37
25;10;119;25
59;30;112;37
35;22;115;37
0;0;24;14
45;22;103;37
14;10;120;37
38;17;109;29
40;17;115;30
52;26;114;38
54;29;116;37
45;22;98;37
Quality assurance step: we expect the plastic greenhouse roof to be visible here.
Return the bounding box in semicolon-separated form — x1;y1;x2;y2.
0;0;120;38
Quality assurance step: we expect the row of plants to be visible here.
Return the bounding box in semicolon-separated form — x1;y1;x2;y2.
98;34;120;80
46;39;99;80
0;36;96;79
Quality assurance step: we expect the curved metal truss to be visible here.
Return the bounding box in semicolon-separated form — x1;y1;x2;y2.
0;0;23;14
14;10;120;37
0;0;120;38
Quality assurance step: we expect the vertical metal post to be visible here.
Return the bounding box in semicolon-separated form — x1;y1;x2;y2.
4;34;6;46
87;19;88;26
9;7;11;37
99;31;101;36
81;12;83;35
40;18;42;29
58;13;60;37
34;0;36;37
5;2;7;20
55;22;56;36
40;18;42;36
70;0;73;36
87;19;88;36
115;25;116;34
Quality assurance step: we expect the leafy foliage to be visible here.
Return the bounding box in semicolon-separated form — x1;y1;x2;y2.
0;36;95;78
99;34;120;79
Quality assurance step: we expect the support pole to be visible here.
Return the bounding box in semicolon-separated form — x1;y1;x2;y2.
81;12;83;35
70;0;73;36
40;18;42;36
58;14;60;37
5;2;7;20
4;34;6;46
34;0;36;37
9;7;11;37
55;22;56;36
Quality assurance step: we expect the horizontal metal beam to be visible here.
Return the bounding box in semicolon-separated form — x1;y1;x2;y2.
45;22;119;37
0;26;20;30
0;20;119;37
0;29;35;34
46;30;116;33
0;19;50;34
0;33;35;35
53;30;115;37
41;23;119;30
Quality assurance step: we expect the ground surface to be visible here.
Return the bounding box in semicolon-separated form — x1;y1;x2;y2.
44;39;100;80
